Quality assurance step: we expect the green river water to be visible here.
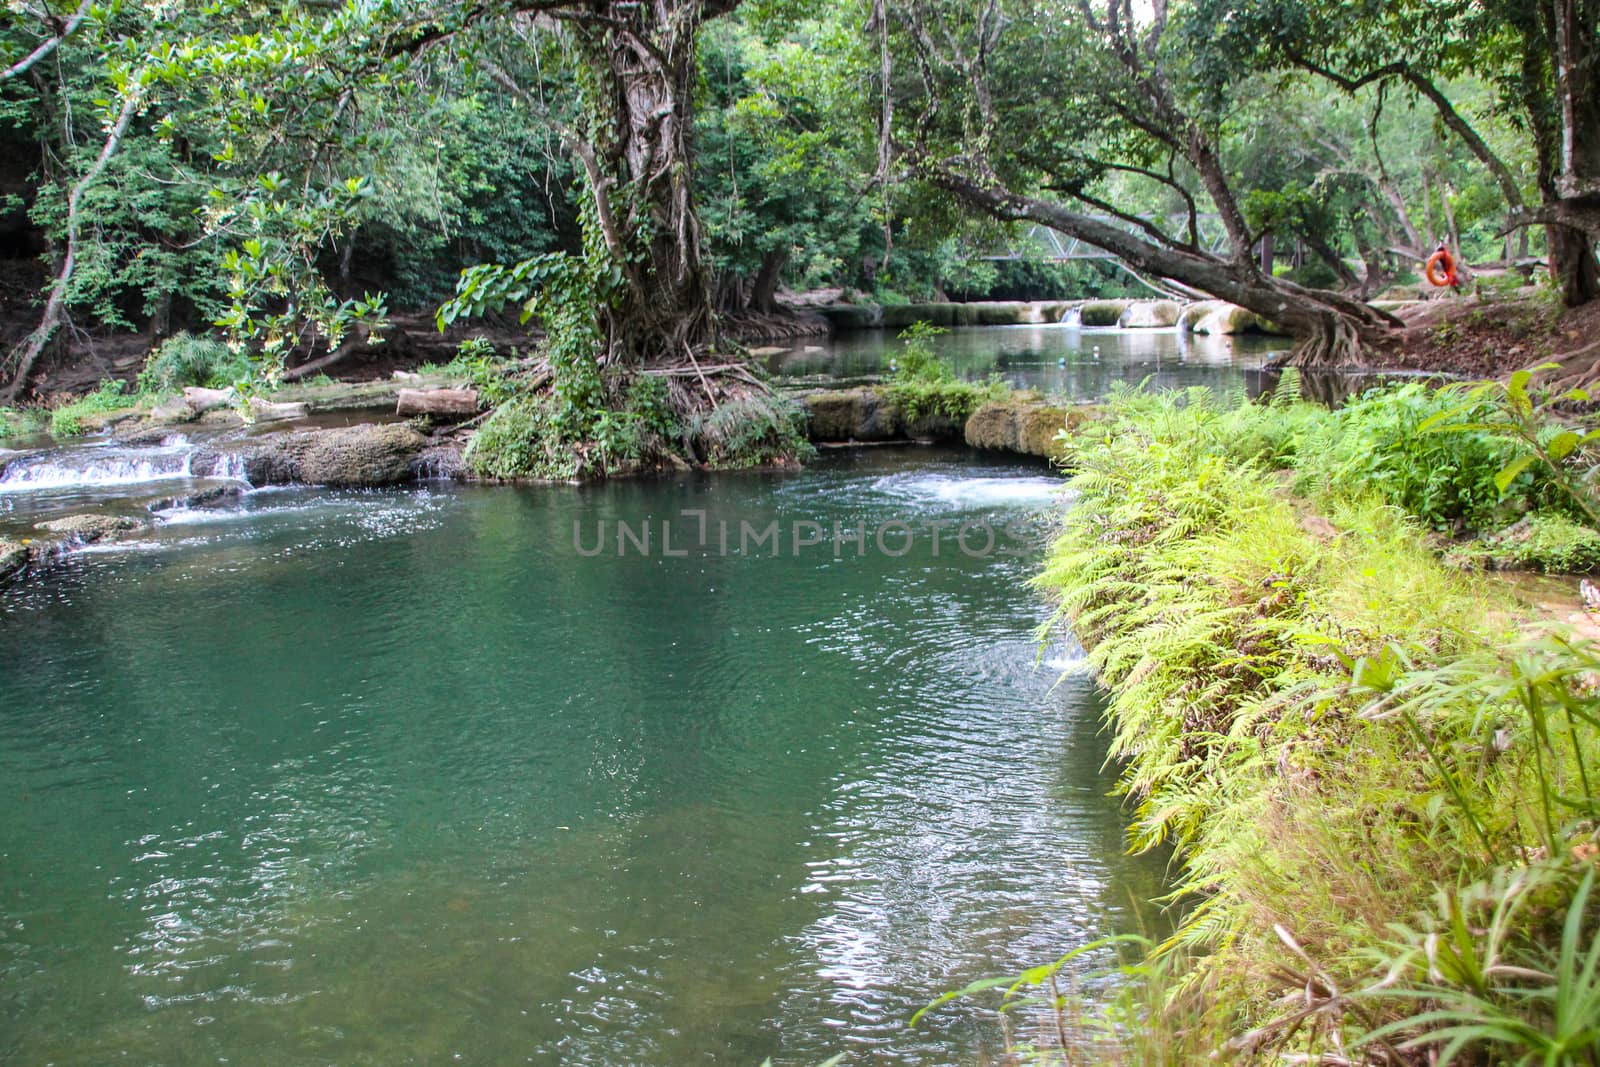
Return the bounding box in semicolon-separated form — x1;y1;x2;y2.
0;452;1165;1065
0;327;1279;1065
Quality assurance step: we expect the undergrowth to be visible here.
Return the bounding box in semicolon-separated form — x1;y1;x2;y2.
920;379;1600;1064
0;406;47;440
883;321;1008;424
49;379;139;437
136;332;252;394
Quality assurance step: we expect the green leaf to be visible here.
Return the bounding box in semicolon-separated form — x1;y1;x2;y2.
1494;454;1538;495
1548;431;1582;461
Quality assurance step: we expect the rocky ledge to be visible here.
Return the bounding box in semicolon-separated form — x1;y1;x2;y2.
193;423;438;487
796;386;1091;460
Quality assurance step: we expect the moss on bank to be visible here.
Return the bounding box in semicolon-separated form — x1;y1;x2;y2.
1015;385;1600;1062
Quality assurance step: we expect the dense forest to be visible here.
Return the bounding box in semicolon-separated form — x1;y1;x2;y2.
2;1;1597;411
7;4;1600;1064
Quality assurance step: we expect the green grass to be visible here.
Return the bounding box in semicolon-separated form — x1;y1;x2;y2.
981;382;1600;1063
49;379;140;437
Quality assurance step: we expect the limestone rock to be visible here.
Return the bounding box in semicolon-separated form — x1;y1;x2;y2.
1079;300;1130;327
1118;300;1182;328
197;422;430;487
34;513;143;544
965;399;1091;460
1181;301;1288;337
799;388;901;442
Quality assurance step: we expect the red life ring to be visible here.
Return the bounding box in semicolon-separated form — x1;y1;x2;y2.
1425;248;1459;288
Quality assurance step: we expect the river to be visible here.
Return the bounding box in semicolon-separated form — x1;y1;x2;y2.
0;326;1281;1064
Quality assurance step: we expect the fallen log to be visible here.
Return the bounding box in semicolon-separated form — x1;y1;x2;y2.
397;388;480;418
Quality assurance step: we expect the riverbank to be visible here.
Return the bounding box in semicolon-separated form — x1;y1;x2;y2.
1014;382;1600;1062
0;371;1075;591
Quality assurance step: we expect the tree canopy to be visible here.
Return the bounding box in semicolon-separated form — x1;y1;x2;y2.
1;0;1596;392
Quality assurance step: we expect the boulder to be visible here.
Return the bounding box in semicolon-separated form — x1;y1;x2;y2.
965;399;1094;460
34;513;143;544
0;540;28;581
197;422;430;487
1118;300;1182;328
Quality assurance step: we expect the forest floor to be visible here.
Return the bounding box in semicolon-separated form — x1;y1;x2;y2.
1378;290;1600;385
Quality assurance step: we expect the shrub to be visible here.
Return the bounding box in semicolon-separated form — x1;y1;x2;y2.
690;391;812;468
136;332;251;395
1471;512;1600;572
883;321;1009;423
1295;382;1546;530
462;395;581;481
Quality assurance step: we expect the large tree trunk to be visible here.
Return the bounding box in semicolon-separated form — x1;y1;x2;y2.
1524;0;1600;307
1550;221;1600;304
750;249;785;313
577;0;732;364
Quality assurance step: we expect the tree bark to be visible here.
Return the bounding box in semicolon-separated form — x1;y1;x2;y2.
1550;222;1600;304
575;0;733;364
5;87;141;402
749;249;785;313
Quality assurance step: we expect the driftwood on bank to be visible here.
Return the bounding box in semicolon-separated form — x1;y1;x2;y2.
175;387;305;422
396;387;480;417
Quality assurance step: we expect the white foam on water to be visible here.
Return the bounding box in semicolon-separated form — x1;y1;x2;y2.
0;443;197;493
869;473;1066;510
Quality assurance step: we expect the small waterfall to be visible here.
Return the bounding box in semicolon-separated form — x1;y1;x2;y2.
1059;305;1082;328
207;451;253;486
0;441;197;493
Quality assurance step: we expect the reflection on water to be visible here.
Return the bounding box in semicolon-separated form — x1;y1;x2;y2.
0;448;1164;1065
771;323;1292;398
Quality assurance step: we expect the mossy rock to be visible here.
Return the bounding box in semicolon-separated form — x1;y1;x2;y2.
796;387;902;441
294;423;430;485
0;539;28;581
1118;300;1182;328
901;409;966;439
198;422;429;486
34;513;143;544
965;399;1085;459
1079;300;1130;327
1018;406;1071;458
965;401;1022;451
